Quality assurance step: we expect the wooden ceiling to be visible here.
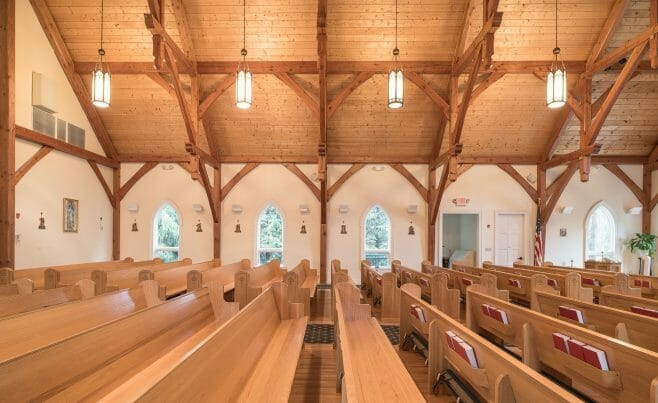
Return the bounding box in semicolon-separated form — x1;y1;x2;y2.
39;0;658;164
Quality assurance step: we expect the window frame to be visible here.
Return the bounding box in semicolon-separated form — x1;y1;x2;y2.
362;205;392;269
256;203;285;266
152;202;182;262
584;201;617;260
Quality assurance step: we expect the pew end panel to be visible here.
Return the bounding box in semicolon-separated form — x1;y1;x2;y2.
0;267;13;285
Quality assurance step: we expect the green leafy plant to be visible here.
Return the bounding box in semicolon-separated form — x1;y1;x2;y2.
626;233;657;258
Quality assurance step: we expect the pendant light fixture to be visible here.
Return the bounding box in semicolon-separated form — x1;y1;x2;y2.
388;0;403;109
546;0;566;109
91;0;111;108
236;0;252;109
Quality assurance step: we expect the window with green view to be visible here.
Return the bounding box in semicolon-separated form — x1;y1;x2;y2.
364;205;391;268
153;203;180;263
258;204;284;265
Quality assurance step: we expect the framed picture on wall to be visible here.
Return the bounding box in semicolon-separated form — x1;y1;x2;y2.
63;198;79;233
559;228;567;237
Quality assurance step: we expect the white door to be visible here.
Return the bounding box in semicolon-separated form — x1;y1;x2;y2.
495;213;525;266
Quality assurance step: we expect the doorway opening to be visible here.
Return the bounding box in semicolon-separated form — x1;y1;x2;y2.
441;213;478;268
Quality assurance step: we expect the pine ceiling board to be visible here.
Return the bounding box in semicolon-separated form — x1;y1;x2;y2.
604;0;650;54
328;73;438;160
204;74;318;159
459;74;556;157
327;0;467;61
493;0;616;61
46;0;184;62
184;0;318;62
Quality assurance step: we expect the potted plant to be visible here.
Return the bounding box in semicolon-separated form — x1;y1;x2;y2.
626;233;657;275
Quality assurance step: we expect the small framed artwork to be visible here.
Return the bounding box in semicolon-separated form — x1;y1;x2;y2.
559;228;567;237
63;198;79;233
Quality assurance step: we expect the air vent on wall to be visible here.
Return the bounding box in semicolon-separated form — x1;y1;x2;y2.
67;123;85;148
32;106;55;137
56;119;67;141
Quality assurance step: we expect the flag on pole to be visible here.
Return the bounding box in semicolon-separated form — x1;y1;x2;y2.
534;204;544;266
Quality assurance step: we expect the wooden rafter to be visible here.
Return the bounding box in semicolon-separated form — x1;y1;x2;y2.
16;126;117;168
429;118;448;165
199;75;234;118
327;164;364;200
389;164;429;202
458;155;538;165
274;73;320;120
445;164;473;191
29;0;118;160
146;0;165;69
87;161;115;207
431;166;449;224
470;72;505;103
170;0;195;60
430;144;463;170
649;144;658;164
118;162;158;201
197;163;219;223
651;0;658;68
13;146;51;185
541;144;602;169
221;163;260;201
603;164;646;203
453;19;494;76
318;0;328;282
163;45;197;145
144;14;193;73
327;72;374;120
497;164;538;203
587;25;658;74
591;71;640;117
405;72;449;118
587;0;631;67
0;0;12;268
452;46;483;145
185;143;218;167
145;73;176;97
283;164;321;201
542;162;578;223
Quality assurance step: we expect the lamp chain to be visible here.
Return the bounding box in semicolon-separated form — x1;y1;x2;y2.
99;0;104;56
243;0;247;58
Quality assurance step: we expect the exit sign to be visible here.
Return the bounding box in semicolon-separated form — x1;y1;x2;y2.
452;197;470;207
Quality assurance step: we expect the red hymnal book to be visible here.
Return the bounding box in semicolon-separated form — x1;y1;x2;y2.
481;304;491;316
582;345;609;371
552;333;570;353
491;308;509;324
445;331;456;349
559;306;585;324
643;280;651;288
419;278;430;288
582;277;595;286
508;279;521;288
567;339;586;361
462;278;473;286
547;278;558;288
634;279;642;287
631;306;658;318
452;339;479;368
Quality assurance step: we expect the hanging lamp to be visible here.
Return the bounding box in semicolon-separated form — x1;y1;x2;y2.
546;0;567;109
388;0;403;109
91;0;111;108
236;0;252;109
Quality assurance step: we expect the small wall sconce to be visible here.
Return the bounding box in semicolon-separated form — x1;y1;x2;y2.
299;204;310;214
561;206;574;215
408;221;415;235
127;203;139;213
626;206;642;215
407;205;418;214
338;205;349;214
232;204;243;214
196;220;203;232
300;221;307;234
131;219;138;232
235;220;242;233
38;212;46;230
340;221;347;234
192;203;204;213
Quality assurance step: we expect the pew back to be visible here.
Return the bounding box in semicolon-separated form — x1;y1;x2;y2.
0;279;95;318
186;258;251;292
234;259;285;308
91;259;193;293
284;259;319;315
43;258;161;289
151;259;220;297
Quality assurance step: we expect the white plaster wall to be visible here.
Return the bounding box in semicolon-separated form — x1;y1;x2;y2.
327;165;427;281
120;164;214;263
14;2;112;268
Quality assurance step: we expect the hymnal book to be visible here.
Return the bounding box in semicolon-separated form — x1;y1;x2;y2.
508;279;522;288
444;331;456;349
481;304;492;316
558;306;585;324
552;333;570;354
631;306;658;318
567;339;586;361
462;278;473;286
582;345;609;371
634;279;651;288
492;308;509;324
376;277;382;285
410;304;427;323
445;332;479;368
582;277;595;286
419;278;430;288
547;278;558;288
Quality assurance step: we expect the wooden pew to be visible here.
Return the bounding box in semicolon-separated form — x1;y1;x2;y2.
91;258;193;294
0;280;162;364
331;259;356;325
0;278;33;296
399;284;583;402
149;259;221;298
0;258;140;288
393;261;460;320
600;284;658;315
466;284;658;402
530;275;658;353
361;260;401;322
234;259;286;308
334;282;425;402
0;282;239;401
0;279;96;318
44;258;162;290
284;259;319;316
101;282;307;402
424;262;504;301
186;258;252;293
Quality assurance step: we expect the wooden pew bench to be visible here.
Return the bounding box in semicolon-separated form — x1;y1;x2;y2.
530;277;658;353
0;278;96;318
394;261;460;320
600;289;658;315
361;260;401;322
148;259;221;298
0;278;33;296
0;280;162;364
334;282;425;402
43;258;162;290
101;282;307;402
0;282;240;401
235;259;285;308
466;284;658;402
399;284;583;402
186;258;252;294
91;258;193;294
284;259;319;315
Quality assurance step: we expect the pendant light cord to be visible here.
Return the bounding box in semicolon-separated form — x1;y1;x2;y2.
554;0;558;52
99;0;105;56
242;0;247;59
395;0;398;50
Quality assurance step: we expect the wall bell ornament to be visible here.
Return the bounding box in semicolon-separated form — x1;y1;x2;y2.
408;221;415;235
340;221;347;235
38;212;46;230
235;220;242;233
300;221;307;234
196;220;203;232
131;219;138;232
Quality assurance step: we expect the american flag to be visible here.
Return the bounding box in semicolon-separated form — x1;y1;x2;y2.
534;206;544;266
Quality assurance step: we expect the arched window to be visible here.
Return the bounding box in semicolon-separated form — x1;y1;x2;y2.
153;203;180;262
364;205;391;268
257;204;284;265
585;203;616;260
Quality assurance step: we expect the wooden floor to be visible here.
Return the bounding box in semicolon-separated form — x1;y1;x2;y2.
290;287;457;402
